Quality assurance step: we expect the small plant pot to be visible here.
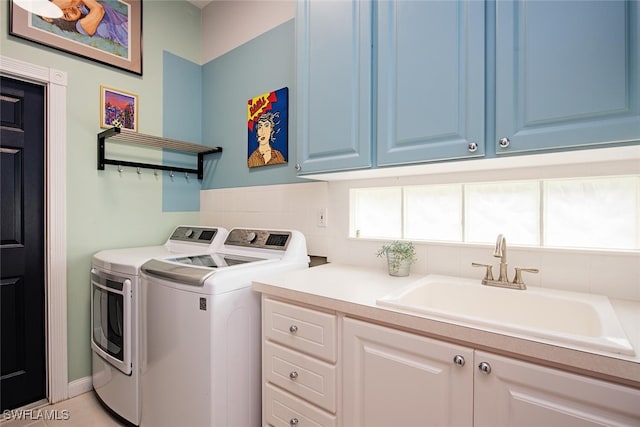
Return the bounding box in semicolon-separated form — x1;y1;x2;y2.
387;255;411;277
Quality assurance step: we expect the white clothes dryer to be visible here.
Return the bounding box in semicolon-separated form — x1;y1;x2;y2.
139;228;310;427
91;226;228;426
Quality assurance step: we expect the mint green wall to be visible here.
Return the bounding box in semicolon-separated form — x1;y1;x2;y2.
0;1;203;381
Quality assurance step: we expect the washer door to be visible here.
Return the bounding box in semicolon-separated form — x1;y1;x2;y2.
91;269;132;375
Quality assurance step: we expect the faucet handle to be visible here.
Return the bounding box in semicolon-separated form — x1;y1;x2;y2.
472;262;495;281
512;267;539;286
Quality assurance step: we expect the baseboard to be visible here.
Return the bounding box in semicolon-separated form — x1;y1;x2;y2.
67;376;93;398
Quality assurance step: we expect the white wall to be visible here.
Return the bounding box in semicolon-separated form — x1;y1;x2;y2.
200;147;640;301
201;0;295;63
324;148;640;302
200;182;329;256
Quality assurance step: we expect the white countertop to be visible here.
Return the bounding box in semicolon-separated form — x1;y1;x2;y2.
252;263;640;388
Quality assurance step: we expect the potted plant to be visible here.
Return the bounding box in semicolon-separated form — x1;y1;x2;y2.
377;241;417;277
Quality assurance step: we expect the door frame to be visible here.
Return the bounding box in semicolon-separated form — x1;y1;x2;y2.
0;56;68;404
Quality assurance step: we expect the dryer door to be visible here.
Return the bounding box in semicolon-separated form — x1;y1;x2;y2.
91;269;132;375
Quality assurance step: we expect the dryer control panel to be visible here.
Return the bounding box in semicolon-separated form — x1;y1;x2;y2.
224;229;291;250
169;226;220;244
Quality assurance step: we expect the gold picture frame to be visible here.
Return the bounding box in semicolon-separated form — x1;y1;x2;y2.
100;85;138;132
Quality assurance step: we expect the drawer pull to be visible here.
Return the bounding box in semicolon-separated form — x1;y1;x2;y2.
290;417;299;426
289;371;298;380
289;325;298;334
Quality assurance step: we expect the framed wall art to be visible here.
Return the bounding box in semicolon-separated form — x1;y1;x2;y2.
9;0;143;75
100;85;138;132
247;87;289;168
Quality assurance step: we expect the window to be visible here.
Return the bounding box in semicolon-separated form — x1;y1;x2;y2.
465;181;539;245
350;176;640;250
544;177;639;250
350;187;401;239
404;185;462;242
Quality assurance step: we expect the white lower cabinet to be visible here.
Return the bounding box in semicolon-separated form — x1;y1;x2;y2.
262;299;640;427
342;317;474;427
474;351;640;427
343;318;640;427
262;297;338;427
264;341;336;413
264;383;336;427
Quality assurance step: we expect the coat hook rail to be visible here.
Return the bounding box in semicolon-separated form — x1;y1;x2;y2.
97;127;223;180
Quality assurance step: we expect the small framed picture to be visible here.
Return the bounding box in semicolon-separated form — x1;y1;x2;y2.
100;85;138;131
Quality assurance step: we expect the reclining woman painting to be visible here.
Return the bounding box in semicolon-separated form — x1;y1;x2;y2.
36;0;129;56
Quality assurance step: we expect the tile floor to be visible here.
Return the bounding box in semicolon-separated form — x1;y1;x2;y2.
1;393;126;427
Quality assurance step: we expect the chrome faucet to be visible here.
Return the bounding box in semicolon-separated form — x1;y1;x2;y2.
472;234;539;290
493;234;509;283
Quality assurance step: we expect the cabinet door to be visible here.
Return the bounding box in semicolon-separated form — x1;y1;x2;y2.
376;0;486;166
474;351;640;427
495;0;640;154
342;317;473;427
296;0;372;174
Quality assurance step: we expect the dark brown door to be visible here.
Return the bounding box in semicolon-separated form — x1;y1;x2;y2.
0;76;46;410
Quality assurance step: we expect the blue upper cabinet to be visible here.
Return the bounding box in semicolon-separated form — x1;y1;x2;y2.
495;0;640;155
295;0;372;174
376;0;486;166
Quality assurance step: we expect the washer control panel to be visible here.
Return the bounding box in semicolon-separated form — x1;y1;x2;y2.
169;226;220;244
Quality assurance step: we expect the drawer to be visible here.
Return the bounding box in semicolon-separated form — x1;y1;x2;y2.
264;341;337;413
264;383;336;427
263;298;337;362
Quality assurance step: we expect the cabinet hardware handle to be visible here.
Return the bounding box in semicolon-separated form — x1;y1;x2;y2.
290;417;299;426
498;137;510;148
453;355;466;366
289;325;298;334
295;163;301;171
478;362;492;374
468;142;478;152
289;371;298;380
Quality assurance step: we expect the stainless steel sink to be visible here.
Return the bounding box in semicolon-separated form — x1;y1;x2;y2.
377;275;635;356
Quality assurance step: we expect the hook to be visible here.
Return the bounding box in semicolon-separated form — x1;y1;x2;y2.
169;170;174;178
137;167;142;175
153;169;158;177
185;172;189;182
117;164;123;173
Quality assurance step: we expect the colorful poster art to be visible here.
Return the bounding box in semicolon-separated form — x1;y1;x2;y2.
247;87;288;168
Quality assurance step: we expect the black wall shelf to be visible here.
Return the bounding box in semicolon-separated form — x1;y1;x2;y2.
97;127;223;180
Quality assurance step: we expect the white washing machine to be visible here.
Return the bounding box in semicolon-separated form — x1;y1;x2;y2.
139;228;309;427
91;226;228;426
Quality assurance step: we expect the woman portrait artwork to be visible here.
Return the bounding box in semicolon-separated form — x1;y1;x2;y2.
247;87;288;168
